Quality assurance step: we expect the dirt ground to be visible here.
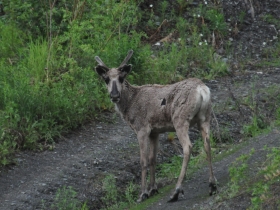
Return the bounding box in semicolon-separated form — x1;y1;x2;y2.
1;0;280;210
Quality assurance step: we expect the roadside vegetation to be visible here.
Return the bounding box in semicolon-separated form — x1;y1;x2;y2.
1;0;280;209
0;0;229;167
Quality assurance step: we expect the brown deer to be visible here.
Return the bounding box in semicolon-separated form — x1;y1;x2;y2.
94;50;217;202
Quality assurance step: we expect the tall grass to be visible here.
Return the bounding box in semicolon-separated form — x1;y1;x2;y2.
0;0;231;166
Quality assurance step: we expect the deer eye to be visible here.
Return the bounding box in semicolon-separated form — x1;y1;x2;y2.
104;77;110;84
119;76;124;83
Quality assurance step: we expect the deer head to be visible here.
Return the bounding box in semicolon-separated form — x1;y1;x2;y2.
95;50;133;103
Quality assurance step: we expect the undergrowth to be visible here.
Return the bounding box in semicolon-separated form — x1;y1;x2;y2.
41;186;89;210
216;146;280;209
0;0;230;166
101;174;138;210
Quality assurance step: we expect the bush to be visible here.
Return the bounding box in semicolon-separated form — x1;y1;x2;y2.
0;0;231;166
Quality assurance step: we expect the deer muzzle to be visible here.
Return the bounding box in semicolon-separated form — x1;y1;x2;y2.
110;81;120;103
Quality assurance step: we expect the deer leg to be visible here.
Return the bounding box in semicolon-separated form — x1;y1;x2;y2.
137;130;150;202
200;122;217;195
148;133;159;197
168;124;192;202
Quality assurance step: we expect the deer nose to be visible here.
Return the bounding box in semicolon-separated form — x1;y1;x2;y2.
110;91;120;101
110;81;120;102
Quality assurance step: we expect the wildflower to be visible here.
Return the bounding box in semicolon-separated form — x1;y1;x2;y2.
150;4;153;8
199;42;202;46
200;34;203;37
262;42;266;46
197;14;201;18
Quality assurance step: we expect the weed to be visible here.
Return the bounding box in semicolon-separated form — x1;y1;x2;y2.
157;155;182;179
101;174;138;210
102;174;118;207
238;11;246;24
227;149;255;198
167;132;176;141
45;186;88;210
124;182;138;206
205;8;228;37
249;147;280;209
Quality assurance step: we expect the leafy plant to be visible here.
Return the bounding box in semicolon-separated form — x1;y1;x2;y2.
49;186;88;210
205;8;228;36
158;155;182;179
102;174;118;207
228;149;255;197
249;147;280;209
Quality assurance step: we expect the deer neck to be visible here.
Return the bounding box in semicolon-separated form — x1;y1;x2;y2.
115;80;138;117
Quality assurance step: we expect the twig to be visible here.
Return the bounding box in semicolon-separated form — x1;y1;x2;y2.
149;19;168;41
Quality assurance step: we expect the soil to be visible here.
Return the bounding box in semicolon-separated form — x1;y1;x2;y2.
1;1;280;210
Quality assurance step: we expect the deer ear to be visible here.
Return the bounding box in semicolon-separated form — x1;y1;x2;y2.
95;65;109;77
119;64;132;78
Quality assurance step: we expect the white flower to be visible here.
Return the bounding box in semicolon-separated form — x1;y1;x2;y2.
197;14;201;18
200;34;203;37
199;42;202;45
204;1;208;4
150;4;153;8
263;42;266;46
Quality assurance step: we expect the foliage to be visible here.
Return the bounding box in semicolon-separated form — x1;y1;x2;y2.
46;186;88;210
0;1;232;167
157;139;211;180
0;0;143;165
221;146;280;209
227;149;255;197
249;147;280;209
157;155;182;179
101;174;138;210
102;174;118;207
242;116;268;137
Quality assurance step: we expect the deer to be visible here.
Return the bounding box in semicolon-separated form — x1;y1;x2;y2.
94;50;217;202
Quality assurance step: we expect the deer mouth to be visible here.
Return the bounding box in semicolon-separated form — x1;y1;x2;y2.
111;97;120;103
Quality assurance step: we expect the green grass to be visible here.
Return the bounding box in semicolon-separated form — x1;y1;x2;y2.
41;186;89;210
0;0;232;166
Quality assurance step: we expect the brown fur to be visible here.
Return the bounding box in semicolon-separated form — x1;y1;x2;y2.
94;50;217;202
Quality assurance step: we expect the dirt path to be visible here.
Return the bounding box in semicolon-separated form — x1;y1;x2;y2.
0;70;280;210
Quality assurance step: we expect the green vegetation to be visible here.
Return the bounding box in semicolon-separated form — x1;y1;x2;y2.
101;174;138;210
1;0;280;209
41;186;89;210
214;146;280;209
0;0;230;166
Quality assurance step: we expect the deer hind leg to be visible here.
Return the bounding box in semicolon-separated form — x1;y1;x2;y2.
168;122;192;202
148;133;159;197
137;129;150;202
200;121;217;195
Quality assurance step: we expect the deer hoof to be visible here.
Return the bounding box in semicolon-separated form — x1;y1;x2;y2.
137;193;149;203
209;182;218;196
167;188;184;202
148;188;159;197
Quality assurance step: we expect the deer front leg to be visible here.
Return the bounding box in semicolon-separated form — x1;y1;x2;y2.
168;125;192;202
148;133;159;197
137;129;150;202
